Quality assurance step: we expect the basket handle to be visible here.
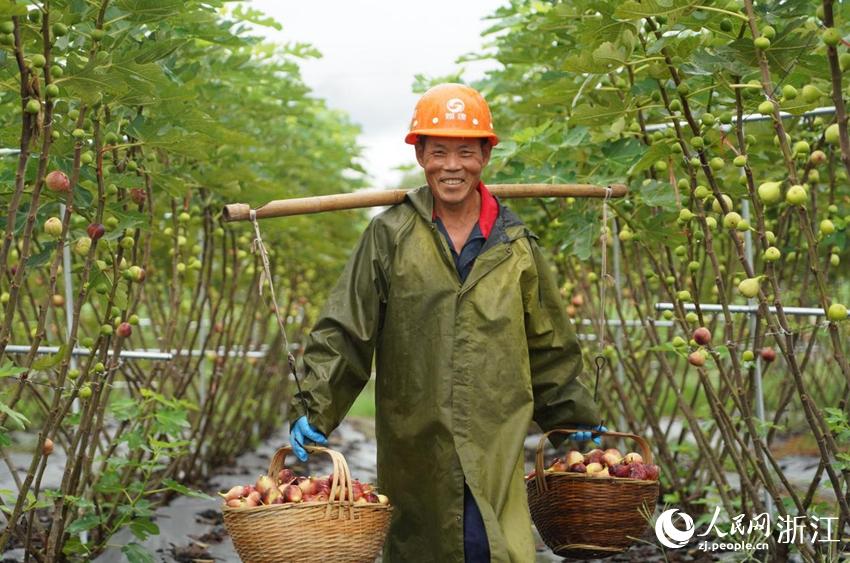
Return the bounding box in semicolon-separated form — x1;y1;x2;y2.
533;428;654;495
267;445;356;520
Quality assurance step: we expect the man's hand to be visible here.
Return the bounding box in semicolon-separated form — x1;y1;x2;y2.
290;416;328;461
569;424;607;446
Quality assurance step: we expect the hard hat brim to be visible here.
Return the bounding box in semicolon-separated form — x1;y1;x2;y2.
405;129;499;146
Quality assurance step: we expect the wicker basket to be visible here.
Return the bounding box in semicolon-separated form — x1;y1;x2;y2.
526;428;659;559
223;445;392;563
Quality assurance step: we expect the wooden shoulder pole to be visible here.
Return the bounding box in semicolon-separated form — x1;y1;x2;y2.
222;183;627;222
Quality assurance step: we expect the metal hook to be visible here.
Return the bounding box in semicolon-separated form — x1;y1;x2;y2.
593;355;607;404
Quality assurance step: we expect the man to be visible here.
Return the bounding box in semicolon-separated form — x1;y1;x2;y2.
289;83;603;562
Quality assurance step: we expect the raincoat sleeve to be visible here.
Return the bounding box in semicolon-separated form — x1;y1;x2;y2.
524;238;600;442
287;219;390;437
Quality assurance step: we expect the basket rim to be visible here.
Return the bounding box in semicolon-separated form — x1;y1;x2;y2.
223;500;394;514
528;471;659;486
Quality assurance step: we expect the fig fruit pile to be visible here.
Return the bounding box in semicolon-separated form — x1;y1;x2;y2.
221;468;390;509
526;448;660;481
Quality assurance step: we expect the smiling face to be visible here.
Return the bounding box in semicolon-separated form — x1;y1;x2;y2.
415;136;492;210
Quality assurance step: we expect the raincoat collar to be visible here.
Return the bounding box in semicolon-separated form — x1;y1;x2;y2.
406;183;528;245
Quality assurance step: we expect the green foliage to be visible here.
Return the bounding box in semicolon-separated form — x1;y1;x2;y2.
0;2;365;560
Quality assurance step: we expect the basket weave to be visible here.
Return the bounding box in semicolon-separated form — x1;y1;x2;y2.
526;428;659;559
223;445;392;563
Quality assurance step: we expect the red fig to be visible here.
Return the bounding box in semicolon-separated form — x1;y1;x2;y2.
351;481;364;501
693;327;711;345
628;463;649;480
760;347;776;363
116;322;132;338
584;449;604;465
549;459;567;472
278;468;295;485
585;462;604;475
592;467;610;478
565;450;584;466
255;475;275;495
221;485;245;501
130;188;146;204
610;463;631;478
623;452;644;464
568;462;587;473
298;477;319;496
644;464;660;481
264;486;281;505
86;223;105;241
283;484;302;503
688;350;706;367
43;438;54;456
45;170;70;193
601;452;622;467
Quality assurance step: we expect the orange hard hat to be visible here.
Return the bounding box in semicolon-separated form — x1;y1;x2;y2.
404;83;499;146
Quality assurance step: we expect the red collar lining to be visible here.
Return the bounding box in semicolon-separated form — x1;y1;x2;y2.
431;182;498;238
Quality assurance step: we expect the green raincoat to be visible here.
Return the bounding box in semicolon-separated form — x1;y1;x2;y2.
290;185;599;562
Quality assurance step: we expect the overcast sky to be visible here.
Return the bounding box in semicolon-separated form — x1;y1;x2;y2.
249;1;503;189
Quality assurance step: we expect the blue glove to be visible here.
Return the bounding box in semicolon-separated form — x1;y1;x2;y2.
290;416;328;461
570;424;608;446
